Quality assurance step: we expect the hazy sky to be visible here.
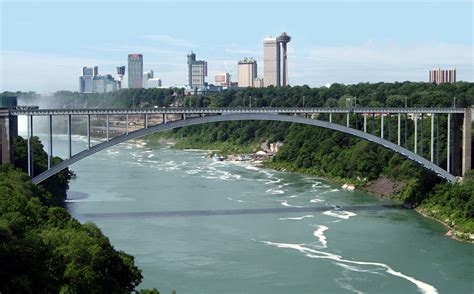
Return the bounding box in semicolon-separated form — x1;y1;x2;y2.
1;0;472;93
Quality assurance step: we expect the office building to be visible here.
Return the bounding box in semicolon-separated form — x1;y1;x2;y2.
187;51;207;88
263;38;279;87
254;77;264;88
429;68;456;84
215;73;231;87
79;66;94;93
116;66;125;89
263;32;291;87
238;58;258;87
148;78;162;88
128;54;143;88
93;74;118;93
143;70;154;88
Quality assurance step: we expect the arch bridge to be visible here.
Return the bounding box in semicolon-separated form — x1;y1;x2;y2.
1;107;471;184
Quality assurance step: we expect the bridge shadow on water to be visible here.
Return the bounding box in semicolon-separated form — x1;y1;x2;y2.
80;204;404;219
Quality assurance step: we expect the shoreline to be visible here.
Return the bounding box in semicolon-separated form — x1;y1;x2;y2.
156;142;473;244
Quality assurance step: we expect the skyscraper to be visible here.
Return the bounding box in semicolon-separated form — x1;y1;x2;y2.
238;58;257;87
429;68;456;84
143;70;154;88
79;66;94;93
263;37;280;87
128;54;143;88
263;32;291;87
187;51;207;88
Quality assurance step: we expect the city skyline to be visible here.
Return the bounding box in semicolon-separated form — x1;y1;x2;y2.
1;1;473;92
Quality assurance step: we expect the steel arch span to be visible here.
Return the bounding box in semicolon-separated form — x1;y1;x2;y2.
32;113;457;184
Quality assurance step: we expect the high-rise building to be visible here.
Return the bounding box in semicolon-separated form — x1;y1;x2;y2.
143;70;154;88
263;32;291;87
187;51;207;88
128;54;143;88
429;68;456;84
238;58;258;87
93;74;118;93
79;66;94;93
254;77;264;88
116;66;125;89
215;73;231;87
263;38;280;87
148;78;162;88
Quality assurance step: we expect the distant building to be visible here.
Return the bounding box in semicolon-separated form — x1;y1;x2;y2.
238;58;257;87
143;70;154;88
263;37;279;87
148;78;162;88
254;77;264;88
429;68;456;84
187;51;207;88
128;54;143;88
93;74;118;93
116;66;125;89
79;66;94;93
263;32;291;87
215;73;231;87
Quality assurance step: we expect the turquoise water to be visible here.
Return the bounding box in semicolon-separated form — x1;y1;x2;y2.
42;135;473;294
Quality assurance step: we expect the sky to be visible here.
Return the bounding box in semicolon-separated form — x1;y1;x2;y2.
0;0;473;93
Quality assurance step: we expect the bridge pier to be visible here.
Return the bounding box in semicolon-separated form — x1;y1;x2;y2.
106;114;110;141
27;115;33;176
363;114;367;132
126;114;129;135
462;108;472;176
397;113;401;145
0;110;14;165
430;113;434;163
87;114;91;149
381;114;384;139
144;114;148;129
48;115;53;169
414;113;418;154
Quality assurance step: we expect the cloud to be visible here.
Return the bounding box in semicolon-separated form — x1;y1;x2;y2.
142;34;197;48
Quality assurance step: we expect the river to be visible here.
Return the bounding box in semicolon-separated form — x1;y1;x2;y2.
38;135;473;294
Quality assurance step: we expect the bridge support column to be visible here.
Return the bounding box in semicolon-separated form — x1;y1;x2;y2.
48;115;53;169
346;112;349;127
363;114;367;132
447;113;450;173
182;113;186;120
68;114;72;159
163;114;167;124
329;113;332;123
27;115;33;176
0;110;14;165
125;114;129;135
414;113;418;154
381;114;384;139
106;115;109;141
144;114;148;129
87;114;91;149
397;113;401;145
462;108;472;175
430;113;434;162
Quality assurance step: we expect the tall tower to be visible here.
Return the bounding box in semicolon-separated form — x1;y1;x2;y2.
277;32;291;86
116;66;125;89
263;37;280;87
187;51;196;87
128;54;143;89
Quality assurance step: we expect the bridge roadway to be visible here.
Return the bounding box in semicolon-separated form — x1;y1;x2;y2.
11;107;466;116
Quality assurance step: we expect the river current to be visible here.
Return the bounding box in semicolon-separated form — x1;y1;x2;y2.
38;135;473;294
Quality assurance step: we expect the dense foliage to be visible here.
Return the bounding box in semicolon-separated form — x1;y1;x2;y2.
418;170;474;236
0;165;143;293
13;136;72;206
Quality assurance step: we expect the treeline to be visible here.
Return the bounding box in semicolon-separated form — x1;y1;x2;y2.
0;137;169;292
0;164;143;293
